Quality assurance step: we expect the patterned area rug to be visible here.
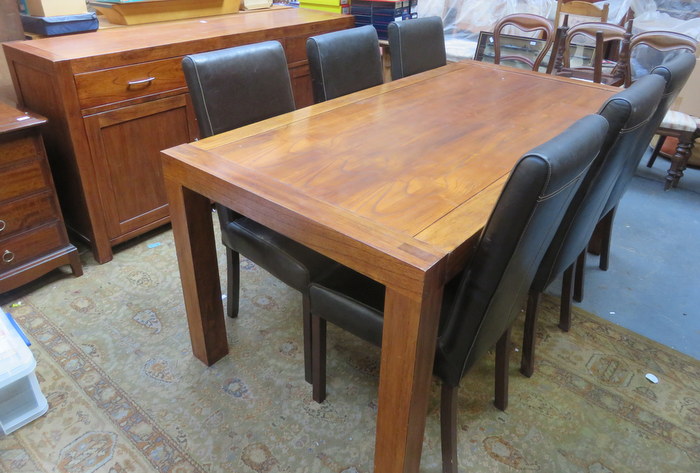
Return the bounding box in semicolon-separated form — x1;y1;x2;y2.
1;223;699;473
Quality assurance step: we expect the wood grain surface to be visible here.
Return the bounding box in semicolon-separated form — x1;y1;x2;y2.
161;60;616;473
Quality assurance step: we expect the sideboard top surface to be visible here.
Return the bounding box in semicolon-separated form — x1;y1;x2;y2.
2;9;353;70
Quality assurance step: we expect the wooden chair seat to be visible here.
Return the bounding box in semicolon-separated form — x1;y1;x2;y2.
646;112;700;189
660;110;698;131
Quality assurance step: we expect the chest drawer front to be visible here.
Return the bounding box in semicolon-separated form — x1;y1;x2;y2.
75;57;187;109
0;161;47;202
0;192;57;238
0;222;65;272
0;133;40;167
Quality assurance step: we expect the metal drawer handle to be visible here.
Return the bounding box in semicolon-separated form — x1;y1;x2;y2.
0;219;5;232
2;250;14;263
127;77;156;88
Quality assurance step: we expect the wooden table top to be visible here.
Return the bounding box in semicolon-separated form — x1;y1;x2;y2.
162;61;616;288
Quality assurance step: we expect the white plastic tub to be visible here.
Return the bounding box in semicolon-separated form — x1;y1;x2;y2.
0;309;47;436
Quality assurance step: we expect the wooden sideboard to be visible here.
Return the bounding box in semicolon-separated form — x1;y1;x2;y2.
3;8;354;263
0;102;82;292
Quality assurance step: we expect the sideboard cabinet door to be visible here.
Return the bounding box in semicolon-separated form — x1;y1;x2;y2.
84;94;197;242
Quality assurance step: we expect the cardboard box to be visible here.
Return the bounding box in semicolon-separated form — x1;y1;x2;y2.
672;53;700;117
26;0;88;17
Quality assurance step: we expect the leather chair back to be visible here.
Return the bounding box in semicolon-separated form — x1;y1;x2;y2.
306;25;383;102
388;16;446;80
182;41;295;138
602;51;696;217
530;73;666;292
435;114;608;387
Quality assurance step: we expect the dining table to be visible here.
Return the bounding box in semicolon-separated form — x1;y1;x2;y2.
160;59;616;473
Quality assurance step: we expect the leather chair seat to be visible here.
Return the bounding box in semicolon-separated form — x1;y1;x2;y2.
310;266;385;347
223;217;337;291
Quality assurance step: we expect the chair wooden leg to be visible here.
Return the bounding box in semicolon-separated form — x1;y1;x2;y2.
598;208;615;271
494;328;511;411
666;131;694;189
311;314;326;403
559;263;574;332
302;294;313;385
226;249;240;318
440;383;459;473
520;291;540;378
573;250;585;303
646;135;666;168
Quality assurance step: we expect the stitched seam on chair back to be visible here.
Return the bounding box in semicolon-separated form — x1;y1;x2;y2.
537;160;590;202
190;59;215;137
311;40;329;101
619;119;649;134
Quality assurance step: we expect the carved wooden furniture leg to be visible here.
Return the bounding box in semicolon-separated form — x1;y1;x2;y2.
664;131;695;190
666;129;695;190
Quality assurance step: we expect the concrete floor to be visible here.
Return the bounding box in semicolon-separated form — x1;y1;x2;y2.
546;153;700;360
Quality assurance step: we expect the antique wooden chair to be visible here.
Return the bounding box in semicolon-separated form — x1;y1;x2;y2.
306;25;383;102
551;20;630;86
308;115;609;472
387;16;446;80
554;0;609;27
629;31;699;189
182;41;339;384
492;13;555;71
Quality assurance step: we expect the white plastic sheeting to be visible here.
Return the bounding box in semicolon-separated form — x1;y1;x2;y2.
422;0;700;61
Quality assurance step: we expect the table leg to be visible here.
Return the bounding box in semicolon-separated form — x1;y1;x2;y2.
165;178;228;365
374;279;443;473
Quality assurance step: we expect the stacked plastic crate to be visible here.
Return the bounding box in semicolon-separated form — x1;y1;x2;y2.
351;0;417;40
299;0;351;15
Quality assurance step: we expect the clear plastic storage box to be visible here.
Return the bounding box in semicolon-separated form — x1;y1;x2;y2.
0;309;48;436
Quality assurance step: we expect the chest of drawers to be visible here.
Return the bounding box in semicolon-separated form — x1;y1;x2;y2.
3;8;354;263
0;103;82;292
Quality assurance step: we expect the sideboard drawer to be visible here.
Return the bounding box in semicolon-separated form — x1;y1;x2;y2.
0;133;40;167
0;192;57;238
75;57;187;109
0;161;47;202
0;223;65;272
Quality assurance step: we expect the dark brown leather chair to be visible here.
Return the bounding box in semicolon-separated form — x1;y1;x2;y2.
492;13;554;71
182;41;338;384
307;115;609;473
519;73;667;378
592;51;696;271
388;16;446;80
306;25;384;102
